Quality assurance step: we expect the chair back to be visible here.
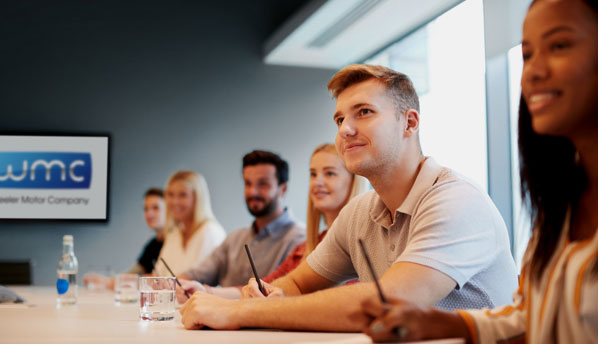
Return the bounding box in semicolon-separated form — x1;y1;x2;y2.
0;260;32;285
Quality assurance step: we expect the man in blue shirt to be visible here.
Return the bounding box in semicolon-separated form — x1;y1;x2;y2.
177;150;305;296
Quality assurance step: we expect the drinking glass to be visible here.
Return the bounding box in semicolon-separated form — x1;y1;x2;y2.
84;265;113;292
114;273;139;304
139;277;176;321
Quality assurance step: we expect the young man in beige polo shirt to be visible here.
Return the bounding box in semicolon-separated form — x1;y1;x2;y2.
179;65;518;332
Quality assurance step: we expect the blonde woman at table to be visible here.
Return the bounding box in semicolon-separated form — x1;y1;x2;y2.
153;170;226;277
358;0;598;342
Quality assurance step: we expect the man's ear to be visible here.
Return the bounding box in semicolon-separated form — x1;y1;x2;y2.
403;109;420;138
279;182;288;196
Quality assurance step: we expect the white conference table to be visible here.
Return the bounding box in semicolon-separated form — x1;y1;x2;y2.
0;286;464;344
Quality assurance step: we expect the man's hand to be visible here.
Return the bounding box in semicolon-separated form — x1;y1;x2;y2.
240;278;285;299
180;292;242;330
176;279;207;303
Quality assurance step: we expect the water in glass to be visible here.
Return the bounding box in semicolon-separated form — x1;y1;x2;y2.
139;289;175;321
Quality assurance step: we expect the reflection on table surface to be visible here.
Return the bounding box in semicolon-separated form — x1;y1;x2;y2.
0;286;463;344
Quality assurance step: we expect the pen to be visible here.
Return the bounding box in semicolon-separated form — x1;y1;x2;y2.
159;258;191;298
244;244;267;296
358;239;407;339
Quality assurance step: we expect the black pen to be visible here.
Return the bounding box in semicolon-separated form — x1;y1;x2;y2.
244;244;267;296
159;257;191;298
358;239;407;339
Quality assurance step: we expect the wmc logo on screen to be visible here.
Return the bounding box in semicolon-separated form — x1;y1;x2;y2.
0;152;92;189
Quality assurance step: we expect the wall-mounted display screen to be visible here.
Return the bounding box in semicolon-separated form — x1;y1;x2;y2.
0;135;109;220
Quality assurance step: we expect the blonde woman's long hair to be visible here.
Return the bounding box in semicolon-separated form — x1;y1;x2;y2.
305;144;369;255
164;170;218;235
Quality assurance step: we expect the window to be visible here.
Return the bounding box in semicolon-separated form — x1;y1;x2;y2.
365;0;488;190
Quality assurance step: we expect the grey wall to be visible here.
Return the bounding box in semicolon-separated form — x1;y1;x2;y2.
0;0;338;285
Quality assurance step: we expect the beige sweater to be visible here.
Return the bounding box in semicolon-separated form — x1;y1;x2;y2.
459;211;598;344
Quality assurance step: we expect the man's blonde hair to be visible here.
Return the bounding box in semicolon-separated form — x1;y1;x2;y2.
327;64;420;115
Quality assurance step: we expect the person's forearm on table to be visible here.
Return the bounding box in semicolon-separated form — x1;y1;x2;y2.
234;282;378;331
209;286;242;299
252;262;456;330
271;275;303;296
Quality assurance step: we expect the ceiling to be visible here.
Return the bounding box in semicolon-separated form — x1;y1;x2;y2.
263;0;464;69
